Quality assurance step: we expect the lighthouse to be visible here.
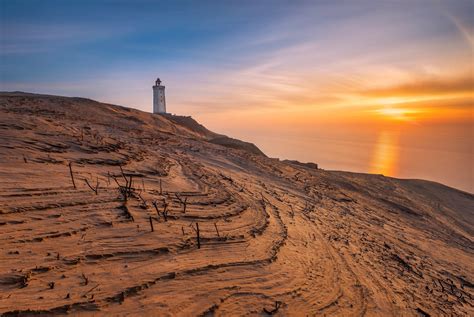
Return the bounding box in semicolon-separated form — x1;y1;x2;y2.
153;78;166;114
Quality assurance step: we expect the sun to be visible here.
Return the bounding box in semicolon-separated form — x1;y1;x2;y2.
376;106;420;121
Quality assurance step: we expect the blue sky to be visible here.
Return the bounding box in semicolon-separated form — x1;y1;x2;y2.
1;1;299;82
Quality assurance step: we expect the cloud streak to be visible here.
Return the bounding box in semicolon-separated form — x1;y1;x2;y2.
360;75;474;97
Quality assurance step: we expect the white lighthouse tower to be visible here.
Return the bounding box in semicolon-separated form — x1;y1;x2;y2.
153;78;166;114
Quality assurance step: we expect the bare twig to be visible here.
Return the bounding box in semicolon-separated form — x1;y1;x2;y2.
95;177;100;194
113;168;137;202
220;173;234;183
82;284;99;297
149;216;154;232
263;301;282;315
137;192;148;209
128;175;133;197
152;200;161;221
196;222;201;249
151;199;168;221
214;222;220;237
81;273;89;286
175;193;187;213
84;177;99;195
111;174;121;187
162;199;169;221
68;162;76;189
119;165;128;186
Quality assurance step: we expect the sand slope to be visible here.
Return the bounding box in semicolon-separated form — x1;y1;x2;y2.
0;92;472;316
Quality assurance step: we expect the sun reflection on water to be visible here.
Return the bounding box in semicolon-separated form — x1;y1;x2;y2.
369;131;400;176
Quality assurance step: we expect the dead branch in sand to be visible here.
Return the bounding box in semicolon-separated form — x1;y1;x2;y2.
137;192;148;209
263;301;282;315
183;197;188;213
175;193;187;213
117;165;134;199
152;199;169;221
128;175;133;197
190;222;201;249
220;173;234;183
81;273;89;285
111;167;137;202
159;179;163;195
82;284;99;298
109;171;120;187
68;162;76;189
119;165;128;186
23;155;28;163
84;177;99;195
415;307;431;317
162;199;169;221
196;222;201;248
149;216;154;232
214;222;220;237
152;200;161;220
118;186;128;201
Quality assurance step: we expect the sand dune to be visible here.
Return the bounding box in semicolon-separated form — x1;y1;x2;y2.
0;92;472;316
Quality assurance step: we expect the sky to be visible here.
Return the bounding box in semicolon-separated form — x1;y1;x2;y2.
1;0;473;190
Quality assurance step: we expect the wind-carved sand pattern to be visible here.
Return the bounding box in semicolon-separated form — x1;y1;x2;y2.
0;92;473;316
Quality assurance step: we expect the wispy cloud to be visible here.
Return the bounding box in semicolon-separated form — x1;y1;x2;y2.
360;75;474;97
447;13;474;48
0;23;132;55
